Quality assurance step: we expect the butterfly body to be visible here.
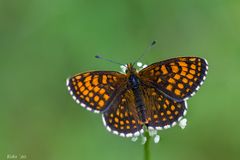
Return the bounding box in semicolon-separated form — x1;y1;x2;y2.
67;57;208;137
126;64;148;124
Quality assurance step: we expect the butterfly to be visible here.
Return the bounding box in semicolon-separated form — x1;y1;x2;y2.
66;57;208;138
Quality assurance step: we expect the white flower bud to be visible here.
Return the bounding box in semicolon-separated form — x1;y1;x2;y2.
141;136;147;144
137;62;143;67
179;118;187;129
131;136;138;142
154;135;160;143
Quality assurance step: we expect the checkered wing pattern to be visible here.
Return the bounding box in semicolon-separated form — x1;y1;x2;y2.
139;57;208;101
67;71;127;113
141;85;187;129
102;89;143;137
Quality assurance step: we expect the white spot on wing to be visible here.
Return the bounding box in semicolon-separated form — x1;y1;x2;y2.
81;103;86;107
156;126;162;130
107;126;111;132
126;133;133;137
120;133;125;137
196;86;200;91
102;115;106;126
183;110;187;116
113;131;119;135
178;116;183;122
86;107;92;111
184;101;188;109
94;110;100;113
191;92;196;97
204;59;208;65
164;125;170;129
134;131;140;137
66;78;70;86
142;64;148;69
171;122;177;127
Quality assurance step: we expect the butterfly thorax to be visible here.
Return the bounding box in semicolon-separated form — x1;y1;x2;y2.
125;64;140;88
126;63;148;124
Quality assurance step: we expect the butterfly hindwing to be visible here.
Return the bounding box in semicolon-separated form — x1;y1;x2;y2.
139;57;208;101
67;71;127;113
141;85;187;130
102;89;143;137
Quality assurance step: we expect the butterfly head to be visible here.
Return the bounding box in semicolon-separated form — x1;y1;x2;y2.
125;63;137;74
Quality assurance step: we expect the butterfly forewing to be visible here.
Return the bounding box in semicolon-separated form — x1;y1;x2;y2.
141;85;186;129
139;57;208;101
67;71;127;113
103;89;143;137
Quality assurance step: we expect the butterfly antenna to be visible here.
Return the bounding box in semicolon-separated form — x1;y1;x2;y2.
133;40;157;66
95;55;125;66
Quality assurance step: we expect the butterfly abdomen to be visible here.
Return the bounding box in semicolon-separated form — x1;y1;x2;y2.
128;74;147;123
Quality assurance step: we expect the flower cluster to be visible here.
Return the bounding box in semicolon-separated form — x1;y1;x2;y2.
130;118;187;144
120;62;148;73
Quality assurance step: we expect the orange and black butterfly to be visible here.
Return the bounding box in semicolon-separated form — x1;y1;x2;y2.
66;57;208;137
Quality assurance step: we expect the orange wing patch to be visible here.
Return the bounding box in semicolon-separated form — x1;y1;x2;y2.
142;86;187;129
102;89;143;137
67;71;127;113
139;57;208;101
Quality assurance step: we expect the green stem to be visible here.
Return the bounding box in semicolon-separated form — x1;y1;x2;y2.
144;132;150;160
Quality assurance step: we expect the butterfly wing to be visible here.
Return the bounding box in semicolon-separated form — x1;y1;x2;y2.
67;71;127;113
139;57;208;101
102;89;143;137
141;85;187;129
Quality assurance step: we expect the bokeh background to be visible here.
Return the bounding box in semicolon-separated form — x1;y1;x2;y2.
1;0;240;160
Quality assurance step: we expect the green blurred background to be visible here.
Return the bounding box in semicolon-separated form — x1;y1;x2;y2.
1;0;240;160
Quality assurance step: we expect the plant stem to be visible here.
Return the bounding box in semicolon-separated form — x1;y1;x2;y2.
144;132;150;160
